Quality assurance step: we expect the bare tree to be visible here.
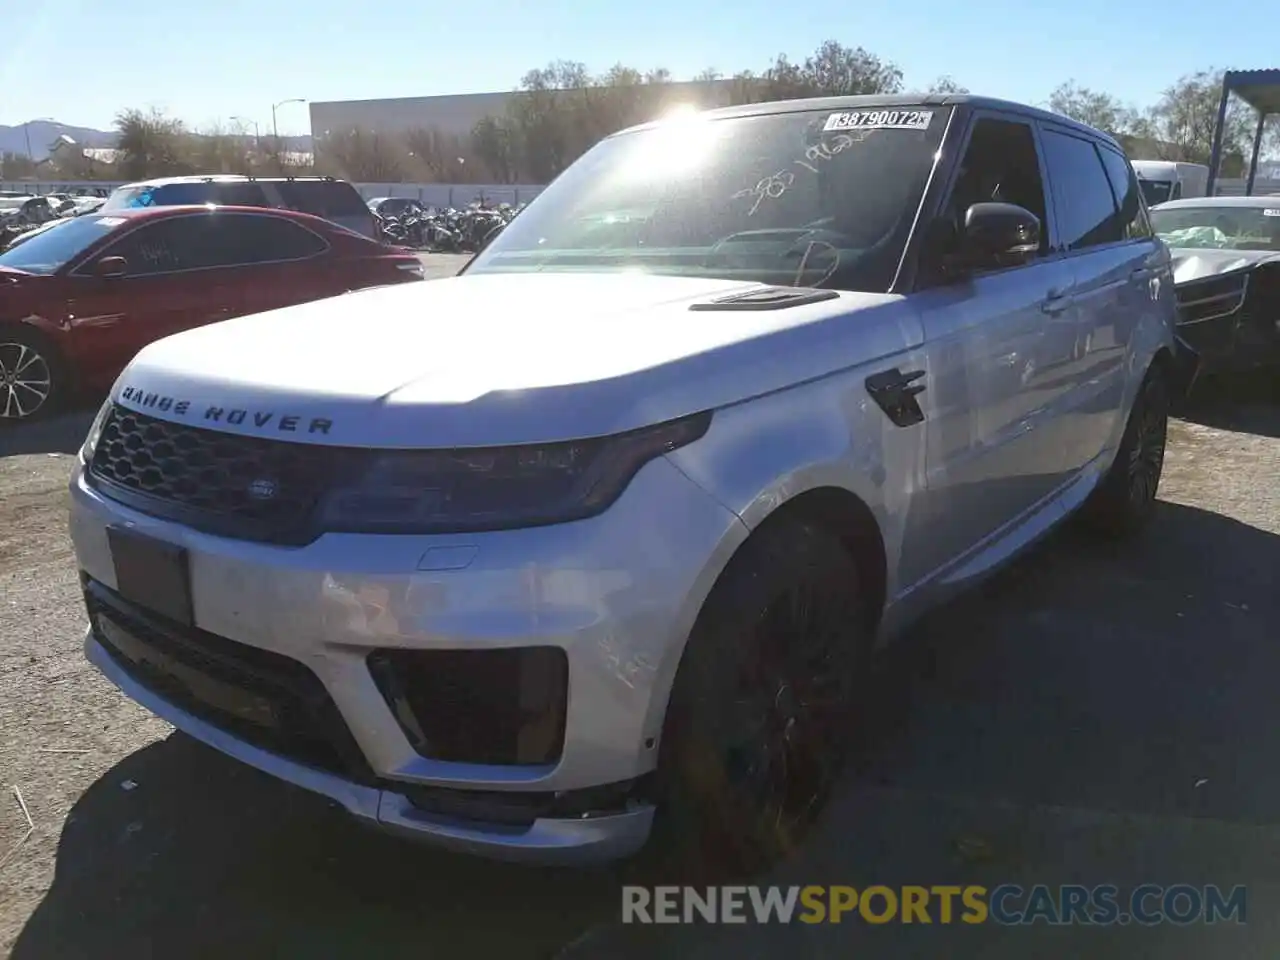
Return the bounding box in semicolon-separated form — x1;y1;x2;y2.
319;128;406;182
403;126;470;182
190;123;251;175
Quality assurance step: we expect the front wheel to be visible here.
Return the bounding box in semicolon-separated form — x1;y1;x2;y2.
652;520;870;880
1081;364;1169;536
0;328;64;423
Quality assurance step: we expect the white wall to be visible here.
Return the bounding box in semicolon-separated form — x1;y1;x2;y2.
1;181;547;207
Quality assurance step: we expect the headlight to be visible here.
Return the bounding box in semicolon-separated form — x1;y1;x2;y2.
318;412;712;534
79;399;113;463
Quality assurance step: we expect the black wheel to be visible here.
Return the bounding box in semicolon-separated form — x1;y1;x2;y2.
0;327;64;423
1081;364;1169;536
652;520;870;880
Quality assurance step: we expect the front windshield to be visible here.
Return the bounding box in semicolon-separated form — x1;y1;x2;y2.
1150;204;1280;251
0;215;120;274
466;105;951;293
1138;179;1173;207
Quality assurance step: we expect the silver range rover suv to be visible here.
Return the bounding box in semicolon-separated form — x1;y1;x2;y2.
68;95;1187;871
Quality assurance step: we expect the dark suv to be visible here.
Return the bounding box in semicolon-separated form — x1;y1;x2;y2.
102;176;378;240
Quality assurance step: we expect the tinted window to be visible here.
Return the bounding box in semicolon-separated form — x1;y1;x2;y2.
101;213;326;274
469;106;952;293
221;214;328;261
1040;130;1122;250
946;117;1050;255
1098;149;1152;240
275;181;368;218
100;217;214;274
216;182;271;207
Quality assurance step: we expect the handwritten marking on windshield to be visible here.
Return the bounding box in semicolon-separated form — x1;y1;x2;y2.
733;170;795;216
793;240;840;288
734;131;874;213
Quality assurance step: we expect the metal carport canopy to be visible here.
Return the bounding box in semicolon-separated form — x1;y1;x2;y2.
1207;68;1280;196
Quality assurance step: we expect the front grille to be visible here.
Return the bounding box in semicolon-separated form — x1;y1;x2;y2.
85;578;375;784
88;404;356;544
1175;272;1248;325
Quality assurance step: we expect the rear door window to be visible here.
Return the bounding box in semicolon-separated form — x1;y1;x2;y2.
217;213;329;262
274;181;368;219
1039;129;1124;250
214;182;271;207
1097;148;1154;240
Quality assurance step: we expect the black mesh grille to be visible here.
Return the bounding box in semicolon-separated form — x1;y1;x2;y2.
88;404;356;544
85;578;376;784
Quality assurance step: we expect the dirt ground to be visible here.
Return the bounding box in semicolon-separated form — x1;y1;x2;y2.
1;314;1278;957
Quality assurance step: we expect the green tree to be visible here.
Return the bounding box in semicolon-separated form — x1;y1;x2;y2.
114;108;195;180
1048;81;1143;138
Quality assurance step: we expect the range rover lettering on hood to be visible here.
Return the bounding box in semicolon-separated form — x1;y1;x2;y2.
118;385;334;435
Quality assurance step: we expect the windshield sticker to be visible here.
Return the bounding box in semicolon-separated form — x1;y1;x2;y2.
95;217;126;226
1263;209;1280;217
823;109;933;132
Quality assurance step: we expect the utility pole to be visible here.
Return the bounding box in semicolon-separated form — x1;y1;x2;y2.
271;99;306;174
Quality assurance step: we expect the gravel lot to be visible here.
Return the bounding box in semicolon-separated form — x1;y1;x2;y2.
2;271;1278;958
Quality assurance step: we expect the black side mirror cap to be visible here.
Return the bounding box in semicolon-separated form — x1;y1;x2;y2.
961;202;1041;266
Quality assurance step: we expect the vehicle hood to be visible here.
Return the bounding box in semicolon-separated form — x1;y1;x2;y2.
114;271;914;448
1169;247;1280;285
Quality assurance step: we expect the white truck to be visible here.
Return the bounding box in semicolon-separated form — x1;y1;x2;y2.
1132;160;1209;207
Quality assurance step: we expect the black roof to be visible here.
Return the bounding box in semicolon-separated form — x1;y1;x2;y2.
1222;69;1280;116
613;93;1122;150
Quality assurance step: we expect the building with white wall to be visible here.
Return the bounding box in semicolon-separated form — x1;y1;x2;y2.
308;79;746;141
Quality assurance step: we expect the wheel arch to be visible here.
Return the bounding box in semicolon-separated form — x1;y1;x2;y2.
642;483;889;752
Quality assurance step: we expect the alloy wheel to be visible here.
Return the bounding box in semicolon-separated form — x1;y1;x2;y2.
0;340;53;420
1127;382;1167;507
719;581;858;846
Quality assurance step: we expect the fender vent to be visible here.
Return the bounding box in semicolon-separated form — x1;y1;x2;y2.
689;287;841;311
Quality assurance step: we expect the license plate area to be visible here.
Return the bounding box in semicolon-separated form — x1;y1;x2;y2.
107;526;193;626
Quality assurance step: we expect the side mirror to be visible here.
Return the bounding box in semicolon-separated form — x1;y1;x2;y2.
959;202;1040;267
94;256;128;279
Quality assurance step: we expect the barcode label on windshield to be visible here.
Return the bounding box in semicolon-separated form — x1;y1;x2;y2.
1263;209;1280;217
823;110;934;132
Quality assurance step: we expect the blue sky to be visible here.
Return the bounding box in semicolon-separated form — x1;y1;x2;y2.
1;0;1272;134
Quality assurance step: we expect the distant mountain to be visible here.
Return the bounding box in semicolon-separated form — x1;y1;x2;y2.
0;120;115;159
0;119;313;160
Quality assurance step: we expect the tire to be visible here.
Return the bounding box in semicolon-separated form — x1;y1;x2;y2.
1081;364;1169;537
650;520;871;880
0;326;65;424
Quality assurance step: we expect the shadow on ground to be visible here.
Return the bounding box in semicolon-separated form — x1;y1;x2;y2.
0;408;96;458
1179;369;1280;438
12;734;622;959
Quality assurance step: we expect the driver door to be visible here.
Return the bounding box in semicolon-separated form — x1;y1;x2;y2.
905;113;1077;584
61;216;240;387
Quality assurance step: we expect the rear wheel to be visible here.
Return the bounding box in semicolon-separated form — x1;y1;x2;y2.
0;328;64;423
1081;364;1169;536
652;520;871;880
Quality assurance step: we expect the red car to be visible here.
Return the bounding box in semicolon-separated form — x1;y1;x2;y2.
0;206;425;421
